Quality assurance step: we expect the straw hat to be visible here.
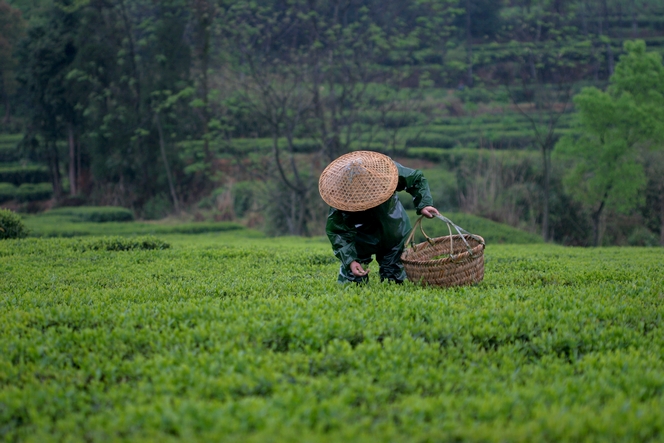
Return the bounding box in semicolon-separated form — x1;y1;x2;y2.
319;151;399;212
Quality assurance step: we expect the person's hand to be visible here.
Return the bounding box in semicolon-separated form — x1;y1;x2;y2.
350;261;369;277
421;206;440;218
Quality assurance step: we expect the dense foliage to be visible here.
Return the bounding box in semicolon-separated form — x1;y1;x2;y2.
45;206;136;222
71;235;171;251
0;0;663;245
0;207;27;238
1;231;663;441
22;210;244;237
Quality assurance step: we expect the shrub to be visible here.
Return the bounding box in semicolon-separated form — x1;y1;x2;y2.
0;165;50;185
407;147;446;162
627;227;659;247
72;235;170;252
0;134;21;162
405;133;457;149
357;111;422;128
292;139;319;153
233;181;258;217
142;195;172;220
15;183;53;202
47;206;135;223
0;146;19;162
0;209;29;239
457;86;494;104
0;182;16;203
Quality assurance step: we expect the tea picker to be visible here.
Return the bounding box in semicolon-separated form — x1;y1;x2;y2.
319;151;440;284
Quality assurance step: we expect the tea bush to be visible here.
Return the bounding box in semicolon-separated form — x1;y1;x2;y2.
0;182;15;202
0;146;19;162
0;134;21;162
15;182;53;202
0;208;28;239
46;205;135;222
72;235;170;252
1;232;662;442
0;164;50;185
23;214;245;238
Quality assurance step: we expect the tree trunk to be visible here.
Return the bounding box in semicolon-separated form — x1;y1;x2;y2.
465;0;473;87
2;91;10;126
312;70;333;162
328;79;342;161
528;21;541;82
68;122;76;195
631;0;638;38
189;0;214;165
581;0;588;35
660;185;664;246
591;198;607;247
601;0;614;76
49;140;63;199
606;43;614;76
541;145;550;241
76;135;82;193
155;113;180;213
200;4;212;163
298;189;308;236
119;0;141;113
581;0;599;81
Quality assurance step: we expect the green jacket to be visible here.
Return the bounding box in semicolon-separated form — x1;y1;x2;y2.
325;162;434;269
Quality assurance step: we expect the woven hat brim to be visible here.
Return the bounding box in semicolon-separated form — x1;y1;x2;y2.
319;151;399;212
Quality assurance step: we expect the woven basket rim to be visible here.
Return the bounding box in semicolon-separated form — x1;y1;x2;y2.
401;234;486;265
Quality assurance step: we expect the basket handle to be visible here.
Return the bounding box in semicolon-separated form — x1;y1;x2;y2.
404;215;432;251
405;214;485;258
435;214;485;249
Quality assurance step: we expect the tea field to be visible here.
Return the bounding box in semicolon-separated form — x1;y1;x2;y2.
1;229;663;442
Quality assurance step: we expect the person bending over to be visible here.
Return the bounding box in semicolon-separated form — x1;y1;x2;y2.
319;151;439;284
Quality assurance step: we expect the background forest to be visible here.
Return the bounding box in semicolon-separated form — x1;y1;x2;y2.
1;0;663;246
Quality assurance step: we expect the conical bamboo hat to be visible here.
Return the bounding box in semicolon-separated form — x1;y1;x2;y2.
319;151;399;212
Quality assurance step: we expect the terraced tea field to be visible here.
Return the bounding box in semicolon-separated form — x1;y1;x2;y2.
1;231;663;442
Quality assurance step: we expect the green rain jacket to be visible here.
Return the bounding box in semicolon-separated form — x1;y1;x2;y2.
325;162;434;275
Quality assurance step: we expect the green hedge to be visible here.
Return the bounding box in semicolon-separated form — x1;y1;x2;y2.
356;111;423;128
71;235;170;252
2;237;662;441
0;182;53;202
180;138;321;155
15;183;53;202
0;182;15;203
407;147;539;169
0;208;28;239
24;215;245;238
46;206;135;222
405;133;458;149
0;165;50;185
0;146;19;162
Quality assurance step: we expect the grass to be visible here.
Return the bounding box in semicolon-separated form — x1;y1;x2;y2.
1;231;663;442
22;214;245;237
22;208;542;245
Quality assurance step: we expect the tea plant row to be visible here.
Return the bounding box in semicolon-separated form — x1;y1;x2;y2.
1;236;663;441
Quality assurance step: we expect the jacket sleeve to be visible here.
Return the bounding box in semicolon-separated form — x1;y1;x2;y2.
325;208;358;269
394;162;434;214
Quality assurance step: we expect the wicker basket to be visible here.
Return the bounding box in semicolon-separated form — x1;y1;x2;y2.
401;215;486;288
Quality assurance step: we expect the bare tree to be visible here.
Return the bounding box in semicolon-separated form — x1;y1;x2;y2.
502;16;586;240
226;1;418;235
